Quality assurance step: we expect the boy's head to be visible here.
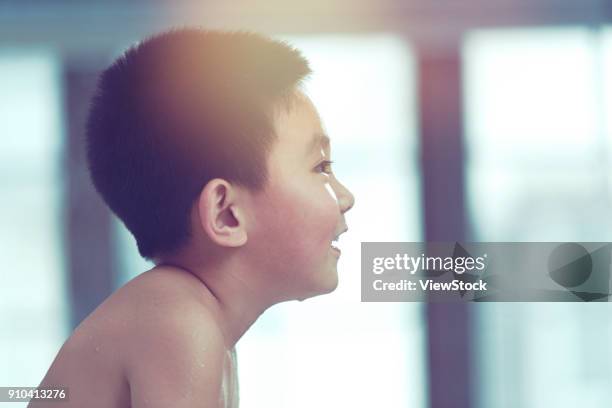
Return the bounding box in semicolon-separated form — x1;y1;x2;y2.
87;27;354;296
86;28;312;259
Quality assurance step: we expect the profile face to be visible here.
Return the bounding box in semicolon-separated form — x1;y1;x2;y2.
246;89;355;301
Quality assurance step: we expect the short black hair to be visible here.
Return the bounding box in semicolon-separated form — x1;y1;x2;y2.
86;27;311;260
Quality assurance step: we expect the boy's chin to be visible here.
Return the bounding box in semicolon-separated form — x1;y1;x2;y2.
295;270;339;302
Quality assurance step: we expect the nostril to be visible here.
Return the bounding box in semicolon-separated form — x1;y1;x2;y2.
342;201;354;213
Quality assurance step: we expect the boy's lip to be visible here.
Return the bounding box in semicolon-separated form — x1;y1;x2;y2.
331;227;347;256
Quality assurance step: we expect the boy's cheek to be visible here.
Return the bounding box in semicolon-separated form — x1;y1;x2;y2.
276;215;334;262
251;182;339;252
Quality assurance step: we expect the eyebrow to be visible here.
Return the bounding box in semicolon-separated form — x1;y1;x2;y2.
305;132;330;156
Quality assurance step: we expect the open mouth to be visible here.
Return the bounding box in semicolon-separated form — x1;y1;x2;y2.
331;228;348;255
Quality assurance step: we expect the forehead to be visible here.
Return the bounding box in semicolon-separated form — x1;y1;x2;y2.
271;90;328;158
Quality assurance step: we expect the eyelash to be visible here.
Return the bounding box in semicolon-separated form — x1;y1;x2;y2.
315;160;334;175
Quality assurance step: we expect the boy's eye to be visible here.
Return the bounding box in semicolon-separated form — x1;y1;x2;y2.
315;160;334;175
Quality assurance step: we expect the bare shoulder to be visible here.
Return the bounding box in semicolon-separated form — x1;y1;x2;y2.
30;303;132;408
119;266;229;407
32;266;227;408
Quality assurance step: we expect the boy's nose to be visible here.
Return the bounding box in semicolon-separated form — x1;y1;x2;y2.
335;179;355;214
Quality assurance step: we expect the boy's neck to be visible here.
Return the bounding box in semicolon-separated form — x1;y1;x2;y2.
157;248;274;349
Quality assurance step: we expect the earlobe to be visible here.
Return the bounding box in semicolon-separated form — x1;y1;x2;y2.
197;179;248;248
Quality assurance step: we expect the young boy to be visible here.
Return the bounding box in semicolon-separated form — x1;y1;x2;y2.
29;28;354;407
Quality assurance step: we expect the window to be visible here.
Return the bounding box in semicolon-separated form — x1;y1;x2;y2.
0;49;67;396
464;27;612;408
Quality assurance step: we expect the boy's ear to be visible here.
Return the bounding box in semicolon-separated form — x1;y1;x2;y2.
196;179;248;248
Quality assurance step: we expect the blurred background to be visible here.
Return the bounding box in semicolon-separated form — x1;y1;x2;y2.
2;0;612;407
